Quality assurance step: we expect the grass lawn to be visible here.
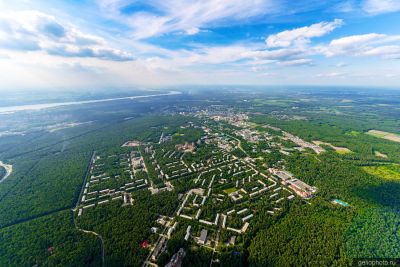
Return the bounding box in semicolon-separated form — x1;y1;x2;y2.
346;130;360;136
224;187;238;194
335;148;352;154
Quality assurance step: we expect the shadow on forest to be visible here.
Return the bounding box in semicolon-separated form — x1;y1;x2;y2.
354;181;400;208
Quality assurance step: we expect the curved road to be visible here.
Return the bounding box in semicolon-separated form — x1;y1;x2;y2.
73;218;105;267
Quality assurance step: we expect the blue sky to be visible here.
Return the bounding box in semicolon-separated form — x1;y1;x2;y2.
0;0;399;90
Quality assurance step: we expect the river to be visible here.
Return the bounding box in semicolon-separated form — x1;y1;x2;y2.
0;91;181;113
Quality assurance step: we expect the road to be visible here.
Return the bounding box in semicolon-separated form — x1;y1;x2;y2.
75;151;96;207
142;226;167;267
72;151;105;266
142;192;185;267
203;123;250;157
209;229;220;267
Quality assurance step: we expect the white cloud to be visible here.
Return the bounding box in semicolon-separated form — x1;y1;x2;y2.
320;33;400;58
322;33;384;56
143;45;255;69
0;3;400;89
0;10;133;61
277;58;313;66
185;27;200;35
362;0;400;14
266;19;343;48
100;0;279;39
363;45;400;58
243;48;304;60
333;1;357;13
336;62;349;67
316;72;346;77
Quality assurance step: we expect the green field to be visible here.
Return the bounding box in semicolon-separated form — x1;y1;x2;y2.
362;165;400;180
253;98;295;107
223;187;237;194
346;131;361;136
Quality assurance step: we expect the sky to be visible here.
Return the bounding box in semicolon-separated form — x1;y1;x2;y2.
0;0;399;91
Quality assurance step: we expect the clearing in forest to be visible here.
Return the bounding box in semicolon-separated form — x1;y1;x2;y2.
362;165;400;180
374;151;388;158
312;141;352;154
0;161;13;183
367;130;400;143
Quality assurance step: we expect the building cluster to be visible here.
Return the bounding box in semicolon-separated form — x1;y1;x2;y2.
165;248;186;267
77;151;149;216
121;140;142;147
269;168;317;198
173;153;292;246
283;132;325;154
175;142;196;153
130;151;145;173
235;129;262;143
203;133;237;152
210;113;249;126
76;112;324;266
159;132;172;144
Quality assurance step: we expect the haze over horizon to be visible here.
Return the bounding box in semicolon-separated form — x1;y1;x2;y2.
0;0;400;90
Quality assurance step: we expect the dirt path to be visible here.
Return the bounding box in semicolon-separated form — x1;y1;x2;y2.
73;214;105;266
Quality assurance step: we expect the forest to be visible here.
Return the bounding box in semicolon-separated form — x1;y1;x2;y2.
76;191;179;266
0;210;101;266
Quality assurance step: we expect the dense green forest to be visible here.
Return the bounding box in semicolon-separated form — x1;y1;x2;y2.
0;150;90;228
247;110;400;265
251;115;400;163
246;150;400;266
249;199;351;266
76;191;178;266
0;210;101;266
345;208;400;258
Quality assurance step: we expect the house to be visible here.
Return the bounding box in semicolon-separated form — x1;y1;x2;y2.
166;248;186;267
184;226;191;241
198;229;208;245
140;240;149;249
151;236;166;261
287;179;317;198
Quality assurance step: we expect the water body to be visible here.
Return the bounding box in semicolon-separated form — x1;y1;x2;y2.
0;91;181;113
